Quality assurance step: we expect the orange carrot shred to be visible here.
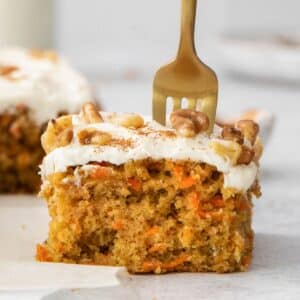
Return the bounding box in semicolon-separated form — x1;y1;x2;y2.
128;178;142;192
148;243;166;254
142;254;190;272
211;196;225;208
36;244;52;262
173;165;184;178
90;166;112;179
236;198;250;212
145;226;159;236
241;255;252;267
180;177;197;189
112;219;125;230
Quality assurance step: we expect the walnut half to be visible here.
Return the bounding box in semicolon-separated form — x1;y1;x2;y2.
80;103;103;124
41;115;73;153
170;109;209;137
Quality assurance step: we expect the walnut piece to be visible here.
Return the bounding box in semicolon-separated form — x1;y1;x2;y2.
236;120;259;145
41;115;73;153
210;141;242;164
253;137;263;163
81;103;103;124
237;145;254;165
170;109;209;137
108;113;144;129
221;125;244;144
77;128;112;145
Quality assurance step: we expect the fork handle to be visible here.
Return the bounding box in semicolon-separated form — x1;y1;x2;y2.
177;0;197;62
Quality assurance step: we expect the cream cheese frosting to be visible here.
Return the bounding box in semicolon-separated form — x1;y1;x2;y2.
0;48;91;124
40;113;258;192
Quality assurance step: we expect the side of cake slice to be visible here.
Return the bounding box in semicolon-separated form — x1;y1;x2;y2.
0;48;92;193
37;103;262;273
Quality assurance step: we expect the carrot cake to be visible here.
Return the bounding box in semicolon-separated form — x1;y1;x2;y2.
0;48;92;193
37;103;262;273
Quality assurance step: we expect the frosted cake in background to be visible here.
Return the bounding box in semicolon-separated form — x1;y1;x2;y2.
0;48;93;193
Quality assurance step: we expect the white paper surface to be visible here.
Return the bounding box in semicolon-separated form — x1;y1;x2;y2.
0;196;123;291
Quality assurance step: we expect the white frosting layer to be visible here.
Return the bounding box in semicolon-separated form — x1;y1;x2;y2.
0;48;91;124
41;113;258;192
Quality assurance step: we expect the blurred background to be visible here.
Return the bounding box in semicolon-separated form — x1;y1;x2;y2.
0;0;299;127
1;0;300;113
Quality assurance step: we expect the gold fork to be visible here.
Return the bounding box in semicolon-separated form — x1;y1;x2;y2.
152;0;218;133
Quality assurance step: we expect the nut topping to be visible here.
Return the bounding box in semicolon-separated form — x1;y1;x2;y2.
170;109;209;137
78;128;112;145
237;145;255;165
236;120;259;145
41;115;73;153
108;113;144;129
221;125;244;144
81;103;103;124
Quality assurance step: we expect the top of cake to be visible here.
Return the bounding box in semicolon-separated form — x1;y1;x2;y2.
0;48;91;124
40;103;263;193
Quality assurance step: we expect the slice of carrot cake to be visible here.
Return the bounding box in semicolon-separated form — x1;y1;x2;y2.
0;48;92;193
37;103;262;273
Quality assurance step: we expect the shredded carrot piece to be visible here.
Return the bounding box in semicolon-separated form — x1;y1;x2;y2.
188;191;200;210
198;209;209;219
187;192;209;218
211;196;225;208
142;254;190;272
241;255;252;267
142;260;161;272
148;243;166;254
180;177;197;189
90;166;112;179
163;254;190;269
36;244;52;262
145;226;159;237
173;165;184;178
112;218;125;230
127;177;142;192
236;198;250;212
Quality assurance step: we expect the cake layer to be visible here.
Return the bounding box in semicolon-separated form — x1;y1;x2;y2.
37;159;256;273
40;112;258;192
0;48;91;124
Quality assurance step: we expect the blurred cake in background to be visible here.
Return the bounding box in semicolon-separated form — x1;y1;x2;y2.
0;48;93;193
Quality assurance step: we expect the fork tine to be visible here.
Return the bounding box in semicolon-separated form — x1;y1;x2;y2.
172;97;181;111
152;91;167;125
187;98;197;109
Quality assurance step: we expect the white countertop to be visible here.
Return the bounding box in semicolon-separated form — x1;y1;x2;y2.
2;75;300;300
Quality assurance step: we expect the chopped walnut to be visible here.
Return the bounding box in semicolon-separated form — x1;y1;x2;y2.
41;115;73;153
170;109;209;137
108;113;144;129
253;137;263;163
237;145;254;165
210;141;242;164
81;103;103;124
221;125;244;144
236;120;259;145
77;128;112;145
